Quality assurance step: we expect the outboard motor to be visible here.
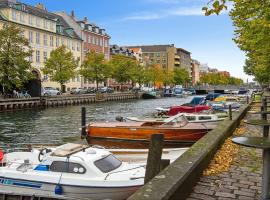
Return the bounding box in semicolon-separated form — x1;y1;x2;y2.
116;116;125;122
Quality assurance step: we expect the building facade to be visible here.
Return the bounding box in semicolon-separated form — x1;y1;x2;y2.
57;11;110;88
127;44;192;75
0;0;83;93
191;59;200;85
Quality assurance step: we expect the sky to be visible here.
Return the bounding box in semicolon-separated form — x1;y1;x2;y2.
23;0;251;82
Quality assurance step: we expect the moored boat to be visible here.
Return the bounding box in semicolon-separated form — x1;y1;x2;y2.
0;143;145;200
88;114;215;143
126;113;227;125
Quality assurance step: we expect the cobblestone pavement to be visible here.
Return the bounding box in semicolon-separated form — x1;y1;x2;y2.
187;112;264;200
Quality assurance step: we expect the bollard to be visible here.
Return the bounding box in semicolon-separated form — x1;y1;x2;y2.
81;107;86;139
160;159;170;171
144;134;164;184
246;96;249;104
262;98;269;137
229;105;232;120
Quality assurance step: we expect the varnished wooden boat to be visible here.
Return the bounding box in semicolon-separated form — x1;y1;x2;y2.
88;114;216;143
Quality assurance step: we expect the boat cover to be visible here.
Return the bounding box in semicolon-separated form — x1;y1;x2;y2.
168;105;210;116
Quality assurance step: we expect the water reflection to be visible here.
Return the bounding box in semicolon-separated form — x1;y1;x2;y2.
0;97;193;150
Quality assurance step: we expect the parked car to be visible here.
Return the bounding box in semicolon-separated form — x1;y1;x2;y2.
41;87;61;96
70;88;87;95
86;87;97;94
99;87;114;93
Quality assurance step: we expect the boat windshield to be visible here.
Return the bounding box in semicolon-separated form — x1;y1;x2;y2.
94;155;122;173
162;115;188;127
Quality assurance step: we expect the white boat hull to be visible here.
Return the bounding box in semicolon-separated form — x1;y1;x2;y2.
0;177;141;200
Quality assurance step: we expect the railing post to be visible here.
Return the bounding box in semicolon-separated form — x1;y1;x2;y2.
229;105;232;120
144;134;164;184
81;107;86;139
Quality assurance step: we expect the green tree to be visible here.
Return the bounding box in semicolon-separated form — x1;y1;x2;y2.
203;1;270;84
0;24;33;93
173;68;190;86
43;46;78;92
109;54;135;90
146;64;164;89
163;70;174;88
80;51;111;89
129;63;147;89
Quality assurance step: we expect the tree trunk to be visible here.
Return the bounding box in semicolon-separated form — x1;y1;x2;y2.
96;81;99;90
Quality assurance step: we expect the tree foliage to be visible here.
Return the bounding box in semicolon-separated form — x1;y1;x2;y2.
203;0;270;84
43;46;78;91
80;51;110;89
0;24;33;92
145;64;164;89
173;68;190;86
200;72;243;85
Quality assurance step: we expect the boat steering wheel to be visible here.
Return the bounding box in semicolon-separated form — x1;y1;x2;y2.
38;148;52;162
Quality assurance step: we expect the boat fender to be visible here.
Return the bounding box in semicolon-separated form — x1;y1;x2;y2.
55;184;63;195
0;149;4;162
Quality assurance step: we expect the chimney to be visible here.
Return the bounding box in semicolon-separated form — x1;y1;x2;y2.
84;17;88;23
36;3;46;10
71;10;75;18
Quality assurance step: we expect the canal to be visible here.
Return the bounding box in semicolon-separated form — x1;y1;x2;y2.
0;97;193;151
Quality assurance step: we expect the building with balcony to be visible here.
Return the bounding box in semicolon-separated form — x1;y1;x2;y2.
0;0;83;94
191;59;200;85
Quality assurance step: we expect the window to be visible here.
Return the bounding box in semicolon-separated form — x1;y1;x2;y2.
56;37;59;47
198;116;212;120
92;36;95;44
61;38;65;46
50;161;86;174
36;17;40;27
29;31;33;43
72;42;75;50
43;34;47;46
88;35;91;43
50;21;54;30
43;51;47;61
20;13;25;22
36;33;40;44
94;155;122;173
29;15;33;25
12;10;17;20
36;50;40;63
77;43;80;51
44;19;48;29
100;38;103;46
29;53;33;62
50;36;54;47
186;116;196;121
104;40;108;47
95;38;98;45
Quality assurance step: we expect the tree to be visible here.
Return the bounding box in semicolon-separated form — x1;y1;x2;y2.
0;24;33;93
109;54;135;90
173;68;190;86
80;51;111;89
43;46;78;92
203;1;270;84
146;64;164;89
129;63;147;89
163;70;174;88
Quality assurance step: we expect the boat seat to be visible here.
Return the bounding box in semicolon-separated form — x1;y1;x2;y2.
51;143;88;157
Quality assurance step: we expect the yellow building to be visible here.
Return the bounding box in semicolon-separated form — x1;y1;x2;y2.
0;1;83;93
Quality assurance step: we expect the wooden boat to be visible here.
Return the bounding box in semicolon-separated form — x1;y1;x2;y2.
87;114;215;143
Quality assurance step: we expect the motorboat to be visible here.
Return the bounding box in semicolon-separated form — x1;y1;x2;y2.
126;113;227;125
0;143;145;200
156;96;206;114
167;105;210;116
88;114;215;143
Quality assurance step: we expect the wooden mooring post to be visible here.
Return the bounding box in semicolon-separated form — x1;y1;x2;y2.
144;134;164;184
81;107;86;139
229;105;232;120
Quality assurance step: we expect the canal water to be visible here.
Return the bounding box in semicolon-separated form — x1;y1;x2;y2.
0;97;193;151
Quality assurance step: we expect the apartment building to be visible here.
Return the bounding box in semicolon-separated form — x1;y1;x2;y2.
191;59;200;85
127;44;192;75
57;11;110;88
0;0;83;94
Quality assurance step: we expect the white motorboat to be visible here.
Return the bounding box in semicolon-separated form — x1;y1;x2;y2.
0;143;145;200
126;113;227;125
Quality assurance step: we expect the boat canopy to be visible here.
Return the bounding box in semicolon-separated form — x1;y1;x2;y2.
51;143;89;157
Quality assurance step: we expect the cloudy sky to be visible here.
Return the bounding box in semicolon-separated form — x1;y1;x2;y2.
24;0;251;82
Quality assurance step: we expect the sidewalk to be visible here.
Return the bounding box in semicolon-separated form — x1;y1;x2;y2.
187;109;263;200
